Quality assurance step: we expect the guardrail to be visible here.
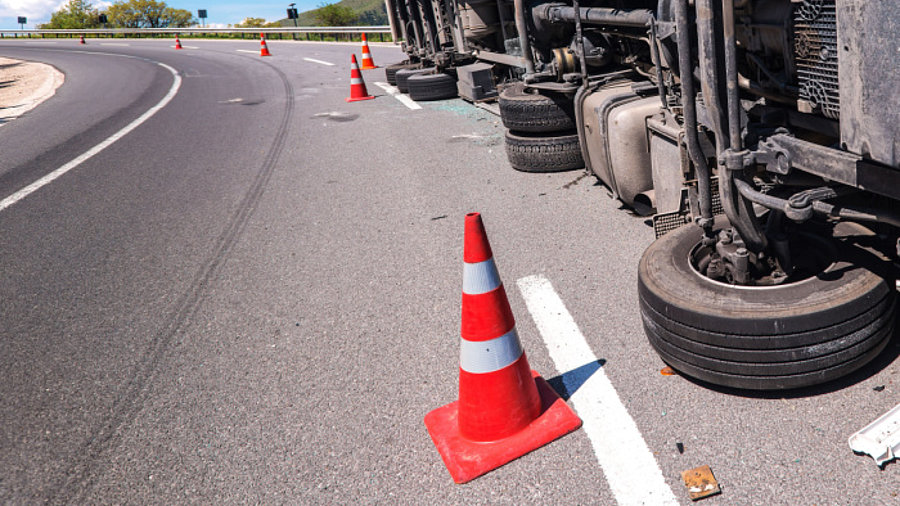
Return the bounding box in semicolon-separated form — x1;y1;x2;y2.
0;26;394;41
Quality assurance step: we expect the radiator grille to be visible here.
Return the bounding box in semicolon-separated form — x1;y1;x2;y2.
794;0;840;119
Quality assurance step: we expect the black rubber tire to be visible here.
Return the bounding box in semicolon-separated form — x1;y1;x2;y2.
395;68;432;94
407;72;458;101
499;83;576;133
504;131;584;173
638;216;896;390
385;62;419;86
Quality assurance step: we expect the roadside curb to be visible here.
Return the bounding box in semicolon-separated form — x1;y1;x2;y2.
0;57;65;125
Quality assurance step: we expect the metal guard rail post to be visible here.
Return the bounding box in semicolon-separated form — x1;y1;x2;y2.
0;26;392;37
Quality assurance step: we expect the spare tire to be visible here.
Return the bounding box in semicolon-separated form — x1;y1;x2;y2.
385;61;420;86
408;72;458;101
499;83;576;133
395;68;432;94
638;217;896;390
504;131;584;173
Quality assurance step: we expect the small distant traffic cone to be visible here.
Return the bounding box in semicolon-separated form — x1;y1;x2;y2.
260;33;271;57
424;212;582;484
345;54;375;102
174;35;183;50
79;35;86;45
360;33;377;70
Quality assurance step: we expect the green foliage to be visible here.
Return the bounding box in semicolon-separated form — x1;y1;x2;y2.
105;0;196;28
235;17;267;28
313;3;358;26
40;0;100;29
296;0;387;26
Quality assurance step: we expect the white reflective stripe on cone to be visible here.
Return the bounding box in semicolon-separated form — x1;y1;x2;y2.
350;77;364;85
363;52;372;58
459;327;523;374
463;258;501;295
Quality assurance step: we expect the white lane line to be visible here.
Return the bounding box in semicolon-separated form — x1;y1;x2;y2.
236;49;259;54
100;43;130;46
372;82;421;110
181;46;199;49
517;275;679;506
303;57;334;66
0;62;182;213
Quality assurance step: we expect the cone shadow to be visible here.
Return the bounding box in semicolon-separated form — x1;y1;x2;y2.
547;359;606;401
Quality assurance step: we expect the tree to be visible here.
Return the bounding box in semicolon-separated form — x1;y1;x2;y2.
160;7;194;28
106;0;196;28
314;3;357;26
235;17;266;28
40;0;100;29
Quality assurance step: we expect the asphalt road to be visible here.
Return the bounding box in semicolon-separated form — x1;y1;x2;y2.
0;38;898;505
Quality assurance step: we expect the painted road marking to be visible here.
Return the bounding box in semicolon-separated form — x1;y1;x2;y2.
0;61;182;213
372;82;421;110
236;49;259;54
101;43;130;46
303;57;334;66
517;275;679;506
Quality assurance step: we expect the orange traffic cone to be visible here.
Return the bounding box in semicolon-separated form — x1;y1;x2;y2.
79;35;86;45
260;33;272;57
424;212;582;484
360;33;377;70
174;35;183;50
345;54;375;102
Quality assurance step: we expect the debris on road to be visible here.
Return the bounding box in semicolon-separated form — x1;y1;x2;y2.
676;442;684;454
848;403;900;467
660;366;677;376
873;385;886;392
680;465;721;501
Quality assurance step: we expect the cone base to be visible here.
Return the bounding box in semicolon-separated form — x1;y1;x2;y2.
345;95;375;102
261;52;272;57
361;64;378;70
424;371;582;484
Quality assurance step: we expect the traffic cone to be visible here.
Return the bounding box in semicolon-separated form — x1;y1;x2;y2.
174;35;183;50
79;35;86;45
260;33;271;57
424;212;582;484
345;54;375;102
360;33;377;70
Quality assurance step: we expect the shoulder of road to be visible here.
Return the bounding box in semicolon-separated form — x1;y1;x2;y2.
0;56;64;125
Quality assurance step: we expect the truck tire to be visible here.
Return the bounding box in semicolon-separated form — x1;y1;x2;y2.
504;131;584;173
499;83;576;133
395;68;432;94
638;217;896;390
408;72;458;101
385;62;419;86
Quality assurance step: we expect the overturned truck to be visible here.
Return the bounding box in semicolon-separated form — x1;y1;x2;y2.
384;0;900;390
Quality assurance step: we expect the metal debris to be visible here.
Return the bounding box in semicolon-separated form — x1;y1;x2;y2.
680;465;721;501
849;403;900;467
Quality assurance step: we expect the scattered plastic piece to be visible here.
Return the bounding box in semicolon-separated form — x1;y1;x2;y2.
873;385;885;392
680;465;721;501
676;442;684;454
849;403;900;467
660;366;676;376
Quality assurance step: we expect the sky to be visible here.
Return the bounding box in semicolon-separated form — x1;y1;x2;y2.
0;0;323;30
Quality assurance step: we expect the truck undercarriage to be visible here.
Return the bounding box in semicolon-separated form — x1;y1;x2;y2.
384;0;900;390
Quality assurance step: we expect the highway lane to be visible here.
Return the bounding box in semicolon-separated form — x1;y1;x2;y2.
1;38;899;504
